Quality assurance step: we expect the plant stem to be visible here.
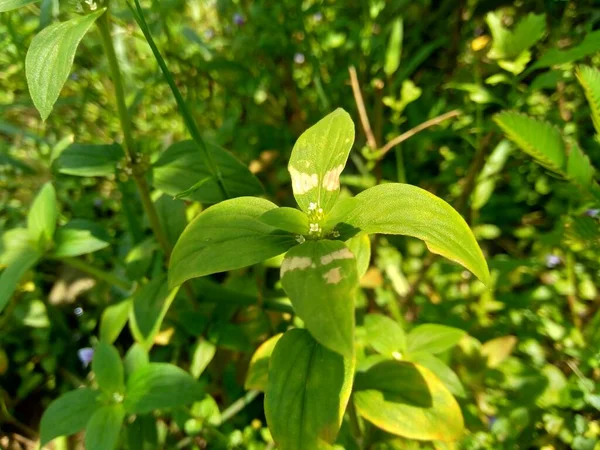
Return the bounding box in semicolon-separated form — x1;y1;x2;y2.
97;11;172;259
60;257;132;291
220;390;260;424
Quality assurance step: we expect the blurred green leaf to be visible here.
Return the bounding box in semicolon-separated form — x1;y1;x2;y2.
0;0;39;11
486;12;546;60
40;388;99;446
55;143;124;177
84;404;125;450
52;220;110;258
100;299;131;344
92;342;125;395
245;333;283;391
27;182;58;247
364;314;406;357
384;18;403;76
407;324;466;355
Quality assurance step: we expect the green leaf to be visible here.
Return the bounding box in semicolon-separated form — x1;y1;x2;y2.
408;353;466;398
472;140;513;210
124;343;149;378
52;220;110;258
481;335;517;368
288;109;355;214
129;276;179;349
126;414;158;450
245;333;283;391
534;30;600;69
0;246;40;313
330;184;490;284
27;182;58;247
566;142;595;189
92;342;125;395
384;18;403;76
154;194;186;247
152;140;263;203
84;404;125;450
100;299;131;344
124;363;204;414
494;112;566;172
265;329;354;450
25;9;105;120
190;337;217;379
0;0;38;12
259;207;309;235
407;324;466;355
364;314;406;357
56;143;124;177
576;65;600;136
345;233;371;279
280;240;358;357
486;12;546;60
40;388;99;446
353;361;463;441
169;197;297;288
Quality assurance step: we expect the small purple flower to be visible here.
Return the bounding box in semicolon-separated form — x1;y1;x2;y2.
294;52;305;64
545;254;561;268
233;13;245;26
77;347;94;368
313;12;323;22
585;209;599;218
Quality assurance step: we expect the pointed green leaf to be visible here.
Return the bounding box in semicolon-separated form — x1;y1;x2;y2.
100;299;131;344
27;182;58;247
124;343;149;379
407;353;466;398
0;0;38;11
169;197;297;288
576;65;600;136
407;324;466;355
190;338;217;379
92;342;125;395
0;246;40;313
124;363;204;414
26;9;105;120
259;207;309;235
364;314;406;357
40;388;99;446
129;276;179;349
245;333;283;391
56;143;124;177
330;184;490;284
154;194;186;247
486;12;546;60
289;109;355;214
153;140;263;203
494;111;566;173
567;142;595;189
280;240;358;357
52;220;110;258
345;233;371;279
534;31;600;69
265;329;354;450
85;404;125;450
481;335;517;368
354;361;463;441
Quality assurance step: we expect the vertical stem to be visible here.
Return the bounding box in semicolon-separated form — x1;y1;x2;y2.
97;11;172;259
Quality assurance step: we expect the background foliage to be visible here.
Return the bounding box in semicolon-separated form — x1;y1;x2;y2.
1;0;600;448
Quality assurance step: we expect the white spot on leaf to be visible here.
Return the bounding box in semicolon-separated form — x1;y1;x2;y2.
281;256;313;276
323;267;343;284
322;164;344;191
290;167;318;194
320;247;354;265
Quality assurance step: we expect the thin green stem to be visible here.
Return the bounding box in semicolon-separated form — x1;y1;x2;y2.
129;0;230;199
60;257;132;291
97;10;172;258
220;390;261;424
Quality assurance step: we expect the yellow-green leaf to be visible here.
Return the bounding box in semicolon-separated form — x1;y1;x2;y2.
280;240;358;357
288;109;355;214
330;184;490;284
244;333;283;391
354;361;464;441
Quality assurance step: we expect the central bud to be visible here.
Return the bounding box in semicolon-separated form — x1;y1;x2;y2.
307;202;325;239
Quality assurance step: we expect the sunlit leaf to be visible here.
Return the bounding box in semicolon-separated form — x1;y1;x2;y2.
364;314;406;357
486;12;546;60
330;184;490;284
26;9;105;120
169;197;297;288
85;404;125;450
288;109;355;214
407;324;466;355
0;0;39;11
52;220;110;258
27;182;58;247
354;361;463;441
259;207;309;235
56;143;124;177
280;240;358;357
245;333;283;391
576;65;600;136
